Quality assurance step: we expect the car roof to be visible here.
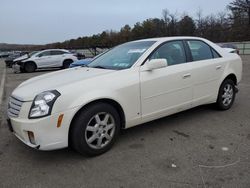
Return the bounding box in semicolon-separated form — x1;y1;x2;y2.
132;36;206;43
40;49;69;52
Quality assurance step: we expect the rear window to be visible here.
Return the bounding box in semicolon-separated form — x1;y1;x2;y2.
187;40;221;61
212;49;221;58
51;51;66;55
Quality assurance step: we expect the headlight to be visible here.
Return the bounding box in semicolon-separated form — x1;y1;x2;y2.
29;90;61;119
16;61;22;65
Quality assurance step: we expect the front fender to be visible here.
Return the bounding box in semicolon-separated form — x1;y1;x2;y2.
53;88;141;128
52;68;141;128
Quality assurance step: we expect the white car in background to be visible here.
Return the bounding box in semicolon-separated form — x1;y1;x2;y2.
7;37;242;156
13;49;78;73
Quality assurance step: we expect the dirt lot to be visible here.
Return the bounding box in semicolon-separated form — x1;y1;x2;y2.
0;56;250;188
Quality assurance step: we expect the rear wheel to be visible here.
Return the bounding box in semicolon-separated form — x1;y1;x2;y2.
24;62;36;73
216;79;236;110
70;103;120;156
62;60;73;69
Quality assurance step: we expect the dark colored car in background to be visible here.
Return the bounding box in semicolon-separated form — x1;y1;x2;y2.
5;52;28;67
218;43;240;54
0;51;11;58
76;52;86;60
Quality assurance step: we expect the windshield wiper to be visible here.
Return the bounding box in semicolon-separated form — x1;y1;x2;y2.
92;66;107;69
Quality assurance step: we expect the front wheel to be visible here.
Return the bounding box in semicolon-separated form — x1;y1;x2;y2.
24;62;36;73
70;103;120;156
216;79;236;110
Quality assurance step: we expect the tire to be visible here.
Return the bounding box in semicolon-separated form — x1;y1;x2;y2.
20;67;25;73
70;103;121;156
62;60;73;69
24;62;36;73
216;79;236;110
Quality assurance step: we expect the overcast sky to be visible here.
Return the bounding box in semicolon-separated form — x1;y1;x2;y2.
0;0;232;44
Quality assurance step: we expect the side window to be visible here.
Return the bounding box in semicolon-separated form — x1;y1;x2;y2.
38;51;51;57
51;50;65;55
150;41;186;66
187;40;213;61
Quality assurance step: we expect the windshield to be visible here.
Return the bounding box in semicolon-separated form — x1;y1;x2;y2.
29;51;38;57
88;41;156;70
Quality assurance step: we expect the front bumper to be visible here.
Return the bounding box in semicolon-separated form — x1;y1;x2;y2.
7;108;77;151
7;118;40;149
12;64;21;73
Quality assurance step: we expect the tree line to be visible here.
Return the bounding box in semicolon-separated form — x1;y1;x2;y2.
44;0;249;50
2;0;249;51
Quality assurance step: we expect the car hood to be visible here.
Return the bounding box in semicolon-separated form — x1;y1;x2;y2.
72;58;92;65
14;54;29;62
12;67;115;101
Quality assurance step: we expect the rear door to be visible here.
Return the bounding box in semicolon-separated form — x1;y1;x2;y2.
140;40;193;120
185;40;225;106
50;50;66;67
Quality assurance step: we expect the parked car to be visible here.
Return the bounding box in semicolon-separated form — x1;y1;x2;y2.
75;52;86;60
0;51;10;58
69;58;92;68
223;48;239;54
13;49;78;73
5;54;21;67
69;52;106;68
5;52;29;68
7;37;242;156
218;43;240;54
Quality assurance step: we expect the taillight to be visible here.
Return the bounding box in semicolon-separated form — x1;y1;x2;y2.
236;49;240;55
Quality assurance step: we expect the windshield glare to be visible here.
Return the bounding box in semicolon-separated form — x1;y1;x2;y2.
29;51;38;57
88;41;156;70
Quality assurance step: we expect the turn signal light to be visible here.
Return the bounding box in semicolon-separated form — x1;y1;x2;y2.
57;114;64;128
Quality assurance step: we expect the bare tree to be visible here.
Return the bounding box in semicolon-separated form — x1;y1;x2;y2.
228;0;250;25
162;9;170;24
195;8;204;37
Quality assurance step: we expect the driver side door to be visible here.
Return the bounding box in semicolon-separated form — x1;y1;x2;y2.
140;40;193;121
35;51;52;68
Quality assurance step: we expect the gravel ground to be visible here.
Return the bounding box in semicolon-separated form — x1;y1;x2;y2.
0;56;250;188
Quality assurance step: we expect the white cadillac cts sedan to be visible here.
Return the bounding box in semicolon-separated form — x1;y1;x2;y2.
7;37;242;156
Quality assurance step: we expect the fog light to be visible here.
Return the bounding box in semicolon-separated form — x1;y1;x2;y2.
28;131;36;145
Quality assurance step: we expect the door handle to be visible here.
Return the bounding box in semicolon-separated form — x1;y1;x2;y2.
183;73;191;79
216;65;222;70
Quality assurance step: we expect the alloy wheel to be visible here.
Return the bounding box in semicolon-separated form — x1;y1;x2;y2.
85;112;115;149
222;84;234;106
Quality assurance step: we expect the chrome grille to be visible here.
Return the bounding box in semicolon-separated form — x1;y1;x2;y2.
8;96;24;118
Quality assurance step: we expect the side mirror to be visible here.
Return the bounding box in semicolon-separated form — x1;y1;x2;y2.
142;59;168;71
